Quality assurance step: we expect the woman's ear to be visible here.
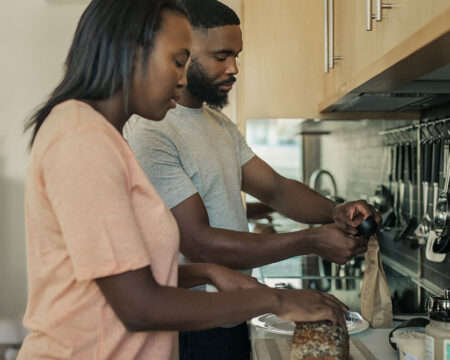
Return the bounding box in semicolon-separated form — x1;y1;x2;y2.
132;47;143;72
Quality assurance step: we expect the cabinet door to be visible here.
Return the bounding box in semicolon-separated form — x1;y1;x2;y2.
357;0;450;78
321;0;450;110
378;0;450;56
322;0;385;107
324;0;363;97
242;0;325;119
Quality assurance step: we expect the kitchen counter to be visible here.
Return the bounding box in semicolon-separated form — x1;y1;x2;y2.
250;316;427;360
250;322;398;360
249;252;430;359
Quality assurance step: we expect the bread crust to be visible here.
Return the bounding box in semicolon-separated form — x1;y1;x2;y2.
290;321;349;360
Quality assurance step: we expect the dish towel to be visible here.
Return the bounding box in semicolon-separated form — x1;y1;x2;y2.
253;337;377;360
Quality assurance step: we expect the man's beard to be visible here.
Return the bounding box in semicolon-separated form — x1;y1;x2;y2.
186;58;236;110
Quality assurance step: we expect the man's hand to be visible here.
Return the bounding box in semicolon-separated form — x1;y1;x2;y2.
311;223;369;265
206;264;266;292
333;200;382;230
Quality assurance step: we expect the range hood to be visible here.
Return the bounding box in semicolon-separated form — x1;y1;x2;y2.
331;64;450;112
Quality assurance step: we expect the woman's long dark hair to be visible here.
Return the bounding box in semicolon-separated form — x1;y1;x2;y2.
25;0;187;148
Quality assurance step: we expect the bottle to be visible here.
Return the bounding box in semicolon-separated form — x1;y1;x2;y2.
425;288;450;360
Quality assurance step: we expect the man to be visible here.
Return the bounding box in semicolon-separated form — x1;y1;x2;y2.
127;0;381;359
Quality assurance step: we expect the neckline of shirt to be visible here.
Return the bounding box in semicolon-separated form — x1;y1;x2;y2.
174;103;205;114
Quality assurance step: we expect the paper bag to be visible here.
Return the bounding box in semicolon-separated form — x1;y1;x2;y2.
360;236;393;328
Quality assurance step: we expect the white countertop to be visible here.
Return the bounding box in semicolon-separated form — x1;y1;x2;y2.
350;327;397;359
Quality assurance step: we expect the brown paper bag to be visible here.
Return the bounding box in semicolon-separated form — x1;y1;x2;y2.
360;235;393;328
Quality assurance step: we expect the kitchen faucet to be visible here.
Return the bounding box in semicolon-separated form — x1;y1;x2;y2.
308;169;351;290
308;169;338;200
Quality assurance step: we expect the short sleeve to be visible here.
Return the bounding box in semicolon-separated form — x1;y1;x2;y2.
222;117;255;167
41;128;151;281
127;127;198;209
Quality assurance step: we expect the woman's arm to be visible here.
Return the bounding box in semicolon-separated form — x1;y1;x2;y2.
95;266;348;332
178;263;264;291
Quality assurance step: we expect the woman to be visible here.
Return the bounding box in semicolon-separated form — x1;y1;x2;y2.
19;0;347;359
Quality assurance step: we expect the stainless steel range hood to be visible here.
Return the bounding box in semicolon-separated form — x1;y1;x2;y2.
331;64;450;112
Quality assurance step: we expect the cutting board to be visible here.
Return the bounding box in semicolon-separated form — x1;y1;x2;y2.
254;337;378;360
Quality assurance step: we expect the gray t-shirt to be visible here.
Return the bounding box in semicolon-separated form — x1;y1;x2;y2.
126;104;255;272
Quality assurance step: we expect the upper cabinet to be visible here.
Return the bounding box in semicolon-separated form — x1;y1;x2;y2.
321;0;450;112
241;0;450;120
242;0;326;120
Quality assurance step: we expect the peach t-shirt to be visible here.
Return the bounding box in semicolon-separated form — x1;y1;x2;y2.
19;100;180;359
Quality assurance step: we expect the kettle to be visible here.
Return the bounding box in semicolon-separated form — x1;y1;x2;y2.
426;289;450;321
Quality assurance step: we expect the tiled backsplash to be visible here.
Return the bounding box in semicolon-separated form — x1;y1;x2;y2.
318;119;450;292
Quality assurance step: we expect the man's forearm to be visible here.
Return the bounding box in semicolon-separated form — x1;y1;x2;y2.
246;202;274;219
269;177;336;224
178;263;211;288
181;226;320;270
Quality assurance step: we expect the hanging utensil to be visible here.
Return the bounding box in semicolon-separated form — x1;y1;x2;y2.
412;139;433;249
433;226;450;254
393;143;401;226
398;144;407;227
395;142;417;241
425;138;446;262
394;143;406;240
372;146;393;214
434;141;450;234
381;145;397;229
433;139;450;256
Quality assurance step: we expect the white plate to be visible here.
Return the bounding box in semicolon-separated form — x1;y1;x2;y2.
250;311;369;336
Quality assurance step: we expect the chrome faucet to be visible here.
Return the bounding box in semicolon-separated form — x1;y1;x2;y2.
308;169;351;290
309;169;337;200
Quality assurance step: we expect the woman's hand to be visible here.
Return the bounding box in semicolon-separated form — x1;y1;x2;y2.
206;264;266;292
275;289;348;330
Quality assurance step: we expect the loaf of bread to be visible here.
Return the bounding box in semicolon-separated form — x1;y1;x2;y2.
290;321;349;360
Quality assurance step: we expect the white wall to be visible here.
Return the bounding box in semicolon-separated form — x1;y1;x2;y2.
0;0;242;342
0;0;90;341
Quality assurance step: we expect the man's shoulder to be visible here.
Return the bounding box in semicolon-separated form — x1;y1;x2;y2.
204;106;231;122
204;106;240;134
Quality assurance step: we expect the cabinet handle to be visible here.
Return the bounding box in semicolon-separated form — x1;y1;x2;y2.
324;0;329;73
375;0;392;21
366;0;374;31
328;0;334;69
324;0;340;73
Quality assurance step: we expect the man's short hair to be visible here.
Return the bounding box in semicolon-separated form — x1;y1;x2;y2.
179;0;240;31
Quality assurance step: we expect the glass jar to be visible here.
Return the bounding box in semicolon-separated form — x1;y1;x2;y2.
425;288;450;360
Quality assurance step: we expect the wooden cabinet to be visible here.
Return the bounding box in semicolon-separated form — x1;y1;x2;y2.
240;0;450;121
321;0;450;111
378;0;450;57
242;0;325;120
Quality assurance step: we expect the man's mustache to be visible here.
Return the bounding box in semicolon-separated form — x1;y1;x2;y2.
216;77;237;86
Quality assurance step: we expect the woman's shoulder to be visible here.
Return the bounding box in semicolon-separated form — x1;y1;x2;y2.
39;100;119;142
32;100;125;159
48;100;113;132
